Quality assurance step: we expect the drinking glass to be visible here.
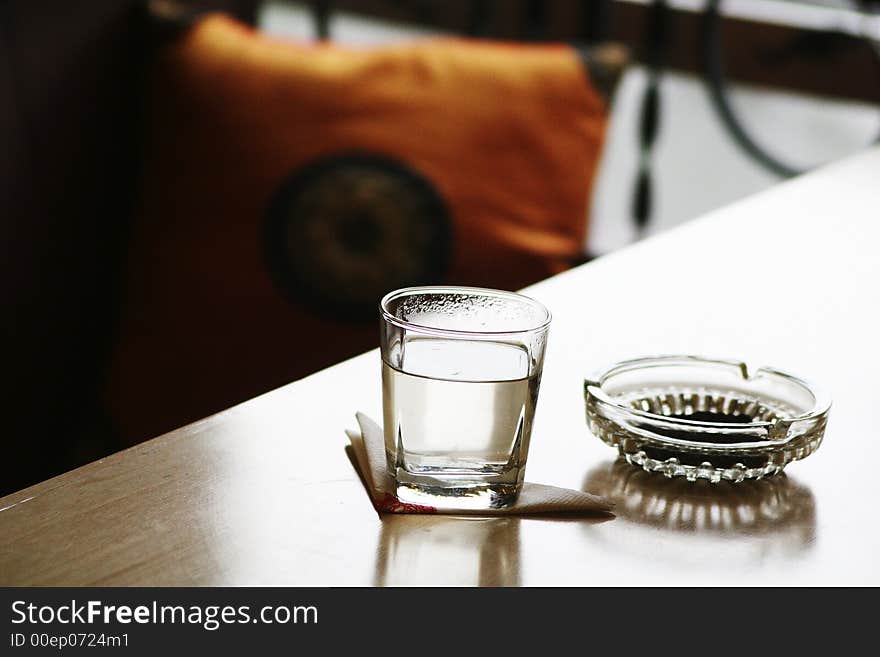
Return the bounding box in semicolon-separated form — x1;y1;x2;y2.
380;286;551;509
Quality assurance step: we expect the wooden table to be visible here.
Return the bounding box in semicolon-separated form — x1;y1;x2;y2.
2;148;879;586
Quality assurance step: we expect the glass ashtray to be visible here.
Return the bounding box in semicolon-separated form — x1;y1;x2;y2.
584;355;831;483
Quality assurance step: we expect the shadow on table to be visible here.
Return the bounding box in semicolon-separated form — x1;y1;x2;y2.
582;459;816;555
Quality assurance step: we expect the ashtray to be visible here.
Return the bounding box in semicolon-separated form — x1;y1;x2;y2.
584;355;830;483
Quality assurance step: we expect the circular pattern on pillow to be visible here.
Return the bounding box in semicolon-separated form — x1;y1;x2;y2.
264;153;452;320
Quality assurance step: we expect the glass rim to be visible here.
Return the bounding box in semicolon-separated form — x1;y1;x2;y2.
584;354;831;437
380;286;552;337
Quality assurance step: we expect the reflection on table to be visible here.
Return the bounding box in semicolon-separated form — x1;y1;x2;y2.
374;515;521;586
582;459;816;567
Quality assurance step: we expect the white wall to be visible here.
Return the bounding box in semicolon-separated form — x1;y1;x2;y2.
589;66;877;253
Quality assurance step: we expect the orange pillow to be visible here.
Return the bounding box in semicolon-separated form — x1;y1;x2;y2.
107;14;611;441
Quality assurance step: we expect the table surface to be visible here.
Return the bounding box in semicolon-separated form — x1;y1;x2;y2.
3;148;879;586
